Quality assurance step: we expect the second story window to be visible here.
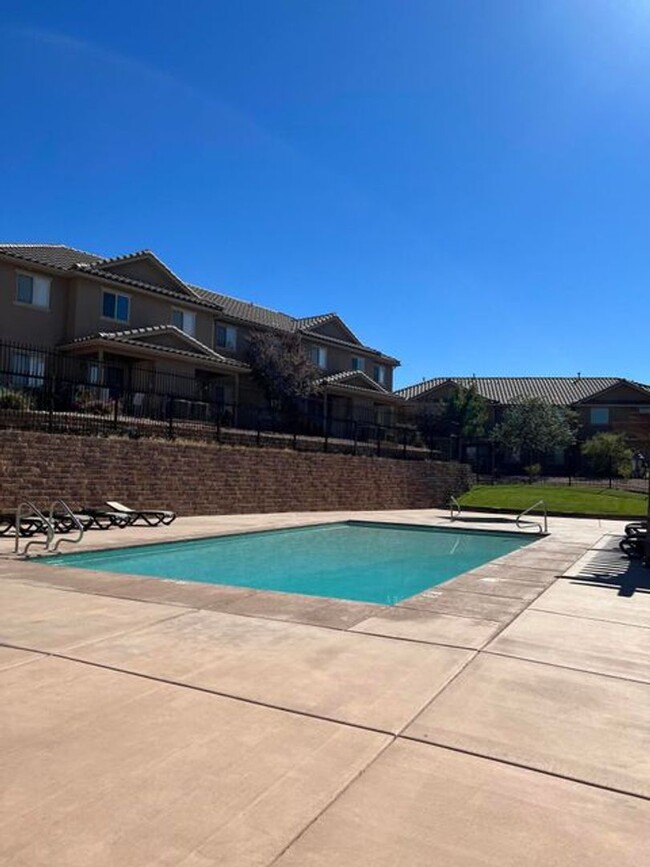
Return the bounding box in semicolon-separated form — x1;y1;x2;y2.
372;364;386;386
102;290;130;323
171;309;196;336
215;324;237;350
309;345;327;368
16;272;50;309
351;356;365;372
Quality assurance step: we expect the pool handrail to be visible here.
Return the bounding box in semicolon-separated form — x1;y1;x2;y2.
15;501;54;556
516;500;548;534
449;495;462;521
48;499;85;552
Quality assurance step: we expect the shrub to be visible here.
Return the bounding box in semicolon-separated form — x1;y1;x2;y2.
524;463;541;482
0;389;33;410
582;432;633;478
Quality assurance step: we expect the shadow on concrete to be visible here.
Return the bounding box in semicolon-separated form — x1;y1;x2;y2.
568;549;650;598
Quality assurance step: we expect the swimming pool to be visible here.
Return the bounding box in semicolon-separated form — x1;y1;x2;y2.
50;521;535;605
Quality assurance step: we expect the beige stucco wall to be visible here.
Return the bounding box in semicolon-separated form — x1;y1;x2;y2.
0;262;70;346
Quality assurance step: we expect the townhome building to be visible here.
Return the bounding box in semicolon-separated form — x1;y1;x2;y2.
0;244;402;433
397;376;650;470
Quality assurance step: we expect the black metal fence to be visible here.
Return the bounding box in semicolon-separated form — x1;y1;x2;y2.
0;340;432;460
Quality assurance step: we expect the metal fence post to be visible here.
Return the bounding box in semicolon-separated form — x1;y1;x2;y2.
167;396;174;440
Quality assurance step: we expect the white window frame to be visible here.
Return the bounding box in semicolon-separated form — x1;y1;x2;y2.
373;364;386;386
15;271;51;310
590;407;610;425
310;345;327;368
351;356;365;372
101;290;130;323
171;308;196;336
214;323;237;350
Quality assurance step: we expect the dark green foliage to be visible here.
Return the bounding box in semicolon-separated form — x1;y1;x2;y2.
582;432;633;478
0;389;32;410
491;397;579;460
415;384;488;448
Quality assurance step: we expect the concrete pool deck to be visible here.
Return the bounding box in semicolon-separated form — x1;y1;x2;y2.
1;509;649;865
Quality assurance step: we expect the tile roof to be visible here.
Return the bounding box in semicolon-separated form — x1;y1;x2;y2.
67;326;248;369
395;376;650;405
192;286;397;359
190;286;296;331
318;369;390;394
0;243;102;269
296;313;338;330
90;249;198;297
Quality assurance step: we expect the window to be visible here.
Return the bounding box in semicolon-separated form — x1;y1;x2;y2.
214;323;237;350
309;345;327;368
171;308;196;336
87;363;101;385
351;356;365;372
102;290;130;322
372;364;386;386
15;272;50;308
10;351;45;388
590;407;609;425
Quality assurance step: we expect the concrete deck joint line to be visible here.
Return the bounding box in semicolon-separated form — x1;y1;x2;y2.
483;647;650;687
532;605;650;630
267;736;398;867
0;643;401;738
398;735;650;803
394;649;480;737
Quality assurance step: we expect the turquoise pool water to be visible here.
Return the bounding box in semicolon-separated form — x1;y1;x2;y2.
51;521;534;605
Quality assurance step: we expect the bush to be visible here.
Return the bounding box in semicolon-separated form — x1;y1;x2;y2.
0;389;33;410
524;463;541;482
582;432;633;478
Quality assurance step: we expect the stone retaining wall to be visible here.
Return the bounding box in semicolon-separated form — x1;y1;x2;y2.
0;431;471;516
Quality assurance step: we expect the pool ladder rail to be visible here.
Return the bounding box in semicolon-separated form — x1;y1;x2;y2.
14;499;85;556
448;496;548;535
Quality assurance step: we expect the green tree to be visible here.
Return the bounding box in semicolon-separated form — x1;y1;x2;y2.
415;384;488;457
581;432;633;478
491;397;579;467
246;330;320;416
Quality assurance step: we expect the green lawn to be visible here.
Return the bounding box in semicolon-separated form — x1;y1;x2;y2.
459;484;648;518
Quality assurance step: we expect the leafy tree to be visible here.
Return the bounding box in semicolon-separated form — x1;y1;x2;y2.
444;384;488;439
491;397;579;466
246;330;320;416
581;432;633;478
415;384;488;456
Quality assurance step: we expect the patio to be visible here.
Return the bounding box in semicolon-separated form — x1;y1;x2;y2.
1;509;648;865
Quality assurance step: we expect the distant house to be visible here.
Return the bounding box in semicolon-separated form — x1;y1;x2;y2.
0;244;402;431
396;376;650;470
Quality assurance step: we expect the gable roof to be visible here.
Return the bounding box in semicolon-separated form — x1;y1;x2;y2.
395;376;650;405
0;243;398;362
318;369;390;394
296;313;363;345
90;249;198;298
64;325;248;369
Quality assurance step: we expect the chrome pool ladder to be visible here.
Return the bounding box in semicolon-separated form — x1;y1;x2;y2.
516;500;548;534
14;499;85;556
449;496;462;521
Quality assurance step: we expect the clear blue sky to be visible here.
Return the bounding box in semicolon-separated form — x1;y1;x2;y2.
2;1;649;388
